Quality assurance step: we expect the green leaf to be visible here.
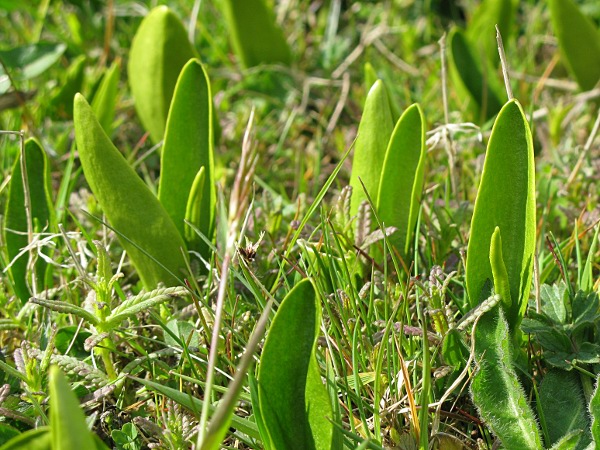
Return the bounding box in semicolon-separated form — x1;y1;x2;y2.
349;79;394;217
466;0;516;64
489;227;512;313
549;0;600;91
184;166;206;245
470;307;542;449
131;377;260;440
466;100;536;328
49;366;97;450
158;59;215;258
29;297;99;326
105;286;188;328
257;279;334;450
127;6;196;143
589;375;600;445
540;283;567;324
91;60;120;136
376;103;426;257
219;0;291;68
49;55;86;119
549;430;584;450
539;370;590;449
0;428;51;450
74;93;188;288
0;43;66;94
4;138;54;303
447;28;504;122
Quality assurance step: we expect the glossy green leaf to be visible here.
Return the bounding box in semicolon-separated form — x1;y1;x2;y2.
0;43;66;94
158;59;215;257
219;0;291;68
376;103;425;257
590;375;600;445
448;28;504;122
470;307;542;449
257;279;334;450
349;80;394;217
49;366;96;450
91;59;120;136
127;6;196;143
549;0;600;91
131;377;260;440
4;138;54;303
466;0;515;64
466;100;535;328
539;369;590;449
74;93;188;288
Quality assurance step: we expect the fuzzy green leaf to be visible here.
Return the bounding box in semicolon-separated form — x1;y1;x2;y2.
127;6;196;143
257;279;334;450
29;298;99;326
349;80;394;217
539;369;590;449
466;100;535;328
158;59;215;258
4;138;54;303
105;286;188;328
470;307;542;449
376;103;425;257
219;0;291;68
549;0;600;91
589;375;600;445
74;93;188;288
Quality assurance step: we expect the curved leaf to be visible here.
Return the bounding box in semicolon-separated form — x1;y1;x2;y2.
466;0;516;64
466;100;535;328
376;103;425;257
349;79;394;217
470;307;542;449
448;28;504;122
257;279;334;450
549;0;600;91
49;366;97;450
158;59;215;257
489;227;512;313
127;6;196;143
4;138;54;303
91;59;120;136
219;0;291;68
74;93;187;288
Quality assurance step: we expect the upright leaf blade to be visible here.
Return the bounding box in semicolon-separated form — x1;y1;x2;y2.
466;100;536;327
466;0;515;64
376;103;425;257
549;0;600;91
349;80;394;217
4;138;54;303
448;28;504;122
470;307;542;449
158;59;215;258
219;0;291;68
257;279;334;450
91;59;120;136
74;93;188;288
127;6;196;143
49;366;97;450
